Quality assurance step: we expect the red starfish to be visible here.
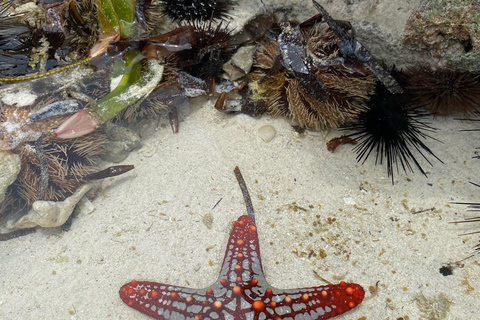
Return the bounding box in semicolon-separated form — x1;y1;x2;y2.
120;168;365;319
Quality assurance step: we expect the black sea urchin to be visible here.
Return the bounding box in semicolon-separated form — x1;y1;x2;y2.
451;182;480;258
342;82;442;183
406;66;480;117
157;0;234;22
173;20;233;93
0;0;96;79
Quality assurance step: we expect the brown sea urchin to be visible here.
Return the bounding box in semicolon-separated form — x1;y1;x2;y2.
248;23;375;130
9;132;105;206
406;66;480;117
0;131;106;217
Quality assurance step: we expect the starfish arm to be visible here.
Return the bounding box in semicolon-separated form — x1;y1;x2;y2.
120;280;364;320
217;216;265;286
266;282;365;319
120;280;224;320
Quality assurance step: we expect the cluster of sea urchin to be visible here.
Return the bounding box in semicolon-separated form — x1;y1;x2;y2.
0;0;98;79
3;0;480;191
248;23;376;130
244;3;479;183
116;19;234;123
0;131;105;218
337;63;480;183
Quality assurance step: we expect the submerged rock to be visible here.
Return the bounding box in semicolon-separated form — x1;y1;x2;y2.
8;184;92;229
101;122;141;163
223;45;256;80
404;0;480;70
0;151;21;204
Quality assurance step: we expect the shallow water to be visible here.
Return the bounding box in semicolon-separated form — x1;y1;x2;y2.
1;1;479;319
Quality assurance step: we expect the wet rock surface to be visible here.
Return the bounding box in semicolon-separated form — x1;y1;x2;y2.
0;151;21;205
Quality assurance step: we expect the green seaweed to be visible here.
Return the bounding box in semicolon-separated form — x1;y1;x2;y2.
95;0;136;39
93;49;164;122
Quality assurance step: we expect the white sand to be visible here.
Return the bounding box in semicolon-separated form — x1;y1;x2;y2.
1;96;479;319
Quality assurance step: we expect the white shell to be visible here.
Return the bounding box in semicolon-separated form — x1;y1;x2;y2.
258;125;276;143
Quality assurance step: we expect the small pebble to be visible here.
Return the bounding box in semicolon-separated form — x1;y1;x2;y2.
202;213;214;229
258;125;276;143
343;197;356;205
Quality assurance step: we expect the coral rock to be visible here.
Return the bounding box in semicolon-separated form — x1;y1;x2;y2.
0;151;21;204
8;184;91;229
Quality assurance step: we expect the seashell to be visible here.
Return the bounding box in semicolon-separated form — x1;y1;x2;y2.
258;125;276;142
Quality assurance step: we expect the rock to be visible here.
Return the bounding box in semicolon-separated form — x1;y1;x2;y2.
403;0;480;70
0;151;21;204
253;0;478;71
101;122;141;163
1;88;37;107
258;125;276;143
255;0;423;69
9;184;92;229
222;45;256;80
202;213;214;229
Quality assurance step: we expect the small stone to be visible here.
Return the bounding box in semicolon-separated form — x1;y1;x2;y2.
101;122;141;163
258;125;276;143
0;151;21;204
343;197;356;205
222;46;255;80
202;213;214;229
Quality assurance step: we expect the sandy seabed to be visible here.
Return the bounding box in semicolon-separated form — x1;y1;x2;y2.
0;94;479;319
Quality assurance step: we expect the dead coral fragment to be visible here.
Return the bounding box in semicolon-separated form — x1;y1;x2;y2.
10;184;92;229
406;66;480;117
